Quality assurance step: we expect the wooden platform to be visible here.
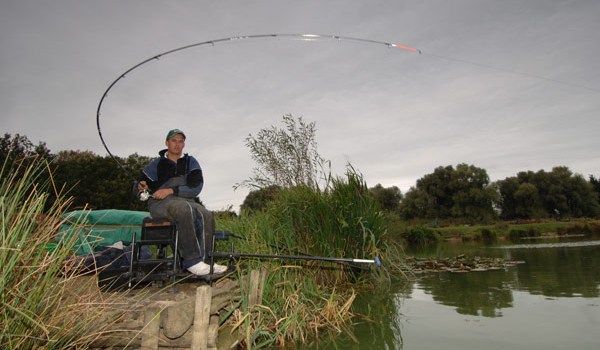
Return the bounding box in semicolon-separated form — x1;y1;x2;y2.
89;270;266;350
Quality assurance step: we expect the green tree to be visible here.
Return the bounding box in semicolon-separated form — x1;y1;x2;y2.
0;133;51;166
531;166;599;218
494;177;515;219
513;182;542;218
449;164;497;221
240;185;281;213
495;167;599;219
238;114;327;190
424;165;455;218
560;171;600;217
590;175;600;204
52;151;150;210
398;185;430;220
368;184;403;213
399;164;496;222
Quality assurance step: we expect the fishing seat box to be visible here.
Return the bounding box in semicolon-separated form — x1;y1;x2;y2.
98;217;180;291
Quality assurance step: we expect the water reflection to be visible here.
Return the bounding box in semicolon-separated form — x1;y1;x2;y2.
413;240;600;316
300;283;406;349
301;240;600;349
507;244;600;298
416;270;513;317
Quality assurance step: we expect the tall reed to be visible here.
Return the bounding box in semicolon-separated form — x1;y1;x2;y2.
274;169;382;257
0;157;127;349
217;167;404;348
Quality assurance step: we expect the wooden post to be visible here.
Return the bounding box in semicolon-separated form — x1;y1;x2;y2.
248;269;266;306
191;284;212;350
141;306;161;350
225;270;268;349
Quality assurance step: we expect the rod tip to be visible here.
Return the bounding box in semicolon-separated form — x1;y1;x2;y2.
375;256;382;267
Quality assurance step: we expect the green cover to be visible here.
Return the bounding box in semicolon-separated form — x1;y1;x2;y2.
59;209;150;255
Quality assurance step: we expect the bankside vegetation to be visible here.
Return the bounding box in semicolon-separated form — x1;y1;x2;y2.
215;169;404;347
0;156;141;349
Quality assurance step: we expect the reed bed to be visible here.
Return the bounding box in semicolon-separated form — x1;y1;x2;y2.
217;168;408;348
0;157;137;349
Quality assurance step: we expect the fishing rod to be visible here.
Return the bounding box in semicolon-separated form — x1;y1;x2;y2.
212;230;382;267
211;251;382;267
215;230;318;257
96;33;421;175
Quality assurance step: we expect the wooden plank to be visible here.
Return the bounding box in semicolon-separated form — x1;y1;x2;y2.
207;314;219;348
191;285;212;350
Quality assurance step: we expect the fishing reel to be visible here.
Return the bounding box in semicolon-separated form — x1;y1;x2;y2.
139;190;152;201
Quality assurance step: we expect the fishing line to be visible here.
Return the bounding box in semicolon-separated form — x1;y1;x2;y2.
96;33;597;177
423;52;600;94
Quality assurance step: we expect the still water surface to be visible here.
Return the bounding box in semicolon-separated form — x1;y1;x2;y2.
310;238;600;349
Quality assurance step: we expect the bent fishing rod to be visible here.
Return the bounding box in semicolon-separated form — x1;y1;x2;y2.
97;33;598;179
96;33;421;178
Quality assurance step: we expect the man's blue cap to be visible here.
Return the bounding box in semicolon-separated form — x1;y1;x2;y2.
166;129;186;140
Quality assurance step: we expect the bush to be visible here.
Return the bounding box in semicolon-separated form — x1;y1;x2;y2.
401;226;439;246
556;222;600;237
587;223;600;237
508;227;540;241
479;228;497;244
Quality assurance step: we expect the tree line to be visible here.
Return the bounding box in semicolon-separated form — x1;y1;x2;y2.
1;133;150;212
3;132;599;221
398;163;599;222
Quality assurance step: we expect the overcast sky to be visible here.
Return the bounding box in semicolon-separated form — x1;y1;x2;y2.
2;0;599;211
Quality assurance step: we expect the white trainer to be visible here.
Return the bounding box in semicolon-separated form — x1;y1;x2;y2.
187;261;228;275
187;261;211;276
212;263;228;274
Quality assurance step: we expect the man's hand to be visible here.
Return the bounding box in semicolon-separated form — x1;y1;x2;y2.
137;181;149;192
152;188;174;200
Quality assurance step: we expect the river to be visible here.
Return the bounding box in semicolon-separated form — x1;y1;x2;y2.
305;238;600;349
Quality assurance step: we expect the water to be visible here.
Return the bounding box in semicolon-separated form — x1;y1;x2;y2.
310;239;600;349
